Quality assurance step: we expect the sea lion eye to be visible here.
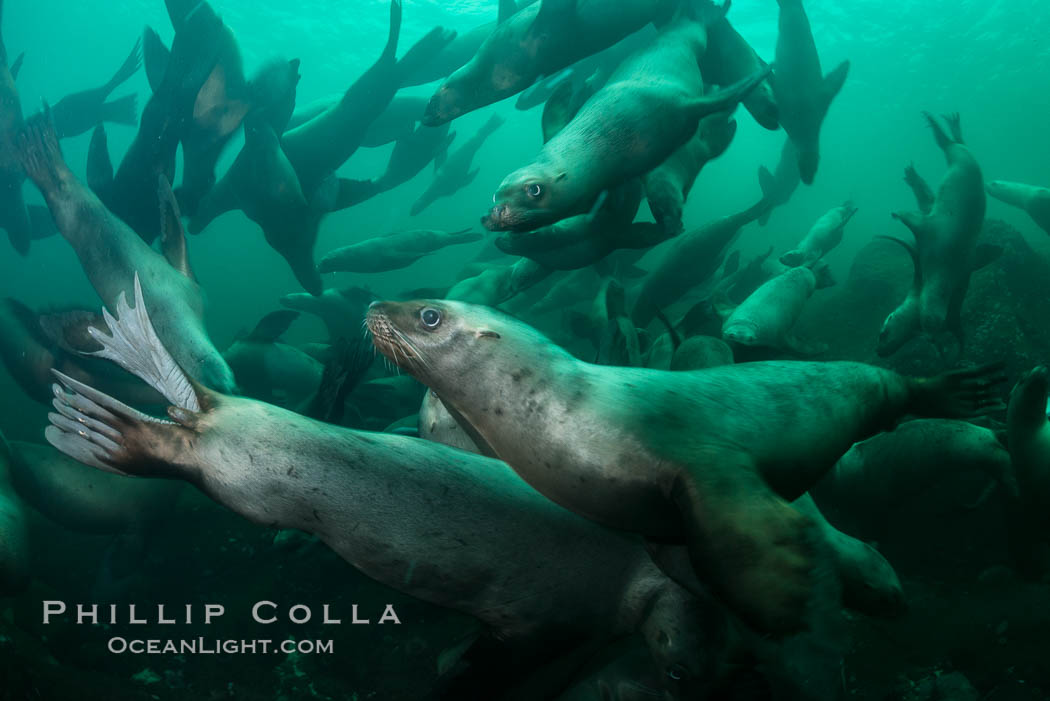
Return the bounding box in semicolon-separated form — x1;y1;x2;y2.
525;183;543;198
666;664;689;682
420;308;442;329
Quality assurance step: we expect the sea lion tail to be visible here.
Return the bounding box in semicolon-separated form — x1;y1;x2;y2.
16;107;71;194
910;362;1009;419
100;94;139;126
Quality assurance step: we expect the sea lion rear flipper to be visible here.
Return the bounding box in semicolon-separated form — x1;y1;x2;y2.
141;27;170;93
942;112;964;144
673;456;816;635
911;362;1008;418
100;94;139;127
157;175;196;281
396;26;457;88
103;37;143;94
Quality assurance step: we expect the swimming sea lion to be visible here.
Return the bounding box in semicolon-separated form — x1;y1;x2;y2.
373;122;453;194
223;310;323;407
0;427;29;595
17;114;236;393
780;201;857;267
878;113;987;356
420;388;484;454
756;137;801;226
45;279;728;698
411;113;504;216
446;257;553;307
279;286;377;343
815;418;1017;538
0;0;30;256
367;298;1005;633
643;110;737;235
986;179;1050;235
484;10;770;232
769;0;849;184
50;39;141;139
670;335;734;371
701;12;778;130
720;264;832;356
319;228;483;274
631;200;769;327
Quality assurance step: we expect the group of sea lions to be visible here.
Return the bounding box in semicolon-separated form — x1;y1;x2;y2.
2;0;1050;698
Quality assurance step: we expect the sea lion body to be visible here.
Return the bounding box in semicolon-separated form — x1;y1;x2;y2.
319;228;482;274
51;40;141;140
410;113;504;216
223;338;322;408
780;201;857;267
0;6;30;256
368;298;1004;632
422;0;673;125
643;110;737;234
721;265;826;355
0;429;29;595
631;202;768;327
701;13;778;130
419;389;483;454
373;121;453;194
280;286;376;343
670;335;733;371
769;0;849;184
446;257;553;307
484;15;769;232
1007;367;1050;521
986;179;1050;235
16;115;236;393
45;287;727;697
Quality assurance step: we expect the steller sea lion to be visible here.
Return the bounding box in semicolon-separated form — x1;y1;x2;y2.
483;9;769;232
769;0;849;185
367;298;1005;633
50;40;142;140
44;276;730;699
411;113;504;216
0;0;31;257
986;179;1050;235
319;228;483;275
16;113;236;393
780;201;857;267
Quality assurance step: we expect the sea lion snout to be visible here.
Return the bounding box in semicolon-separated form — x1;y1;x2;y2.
482;203;510;231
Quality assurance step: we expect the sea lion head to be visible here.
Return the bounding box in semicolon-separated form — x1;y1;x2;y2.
639;586;728;699
422;79;468;127
721;319;759;347
876;298;919;358
367;300;529;393
483;164;569;232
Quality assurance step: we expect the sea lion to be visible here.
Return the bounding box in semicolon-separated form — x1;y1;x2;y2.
367;298;1005;633
769;0;850;184
484;11;770;232
420;388;483;454
422;0;674;125
446;257;553;307
222;311;322;408
643;109;737;235
281;2;454;197
878;113;987;356
496;181;670;271
279;286;377;343
16;114;236;393
631;200;769;327
411;113;504;216
45;280;728;699
0;298;165;407
0;428;29;595
319;228;483;274
780;201;857;267
756;137;801;226
8;440;182;536
986;179;1050;235
719;264;833;357
701;12;778;130
50;39;141;139
670;335;734;371
1006;366;1050;573
815;418;1017;538
373;121;454;194
0;0;30;256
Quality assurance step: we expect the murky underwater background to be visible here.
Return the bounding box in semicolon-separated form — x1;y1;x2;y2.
2;0;1050;698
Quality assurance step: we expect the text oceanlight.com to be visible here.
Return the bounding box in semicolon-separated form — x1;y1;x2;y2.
107;638;334;655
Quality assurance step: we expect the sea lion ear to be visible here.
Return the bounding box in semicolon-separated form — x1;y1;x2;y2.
476;330;501;340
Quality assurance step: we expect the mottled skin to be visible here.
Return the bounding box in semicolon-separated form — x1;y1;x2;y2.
319;228;482;274
50;40;141;139
780;201;857;267
47;369;725;697
16;114;236;393
631;201;769;327
721;266;825;355
411;113;504;216
0;428;29;595
879;113;986;354
769;0;849;184
643;111;737;235
369;299;1004;633
0;0;30;256
484;14;769;232
986;180;1050;235
423;0;674;125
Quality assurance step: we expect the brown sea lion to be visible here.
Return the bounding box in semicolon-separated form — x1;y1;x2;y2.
367;298;1005;633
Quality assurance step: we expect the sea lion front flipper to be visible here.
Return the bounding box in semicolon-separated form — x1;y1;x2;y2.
157;175;196;281
903;162;934;215
673;454;815;635
820;60;850;114
141;27;169;94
